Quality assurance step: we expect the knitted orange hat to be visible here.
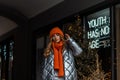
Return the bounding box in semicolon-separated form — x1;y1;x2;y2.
50;27;64;38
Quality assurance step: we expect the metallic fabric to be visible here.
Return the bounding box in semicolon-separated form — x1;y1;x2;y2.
42;38;82;80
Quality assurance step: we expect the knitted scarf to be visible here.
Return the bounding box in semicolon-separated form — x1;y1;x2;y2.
52;41;64;77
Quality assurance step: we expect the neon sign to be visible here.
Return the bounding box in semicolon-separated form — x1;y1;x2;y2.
87;15;110;49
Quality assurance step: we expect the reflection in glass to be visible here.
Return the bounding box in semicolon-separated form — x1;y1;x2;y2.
0;40;14;80
8;41;14;80
2;45;7;80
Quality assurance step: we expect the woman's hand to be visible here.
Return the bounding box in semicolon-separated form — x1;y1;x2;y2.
65;34;70;40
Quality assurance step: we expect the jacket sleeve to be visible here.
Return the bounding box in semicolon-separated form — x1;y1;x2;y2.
67;38;83;56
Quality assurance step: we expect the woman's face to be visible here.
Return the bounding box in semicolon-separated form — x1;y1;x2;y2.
53;34;61;43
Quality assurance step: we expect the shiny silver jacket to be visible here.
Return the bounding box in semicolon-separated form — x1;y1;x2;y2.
42;38;82;80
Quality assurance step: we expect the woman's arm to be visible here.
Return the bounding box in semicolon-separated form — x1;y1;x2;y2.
65;34;83;56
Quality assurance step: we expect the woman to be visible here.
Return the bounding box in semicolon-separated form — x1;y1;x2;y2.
42;27;82;80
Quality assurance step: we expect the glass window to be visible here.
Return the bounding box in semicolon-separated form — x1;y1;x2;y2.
2;44;7;80
85;8;112;79
8;40;14;80
0;39;14;80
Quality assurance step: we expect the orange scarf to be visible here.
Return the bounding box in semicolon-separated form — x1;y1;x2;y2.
52;41;64;77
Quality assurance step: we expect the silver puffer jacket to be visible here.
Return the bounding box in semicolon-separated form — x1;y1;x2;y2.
42;38;83;80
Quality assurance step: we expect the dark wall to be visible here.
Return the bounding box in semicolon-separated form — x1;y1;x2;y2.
13;26;27;80
30;0;105;31
13;25;33;80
